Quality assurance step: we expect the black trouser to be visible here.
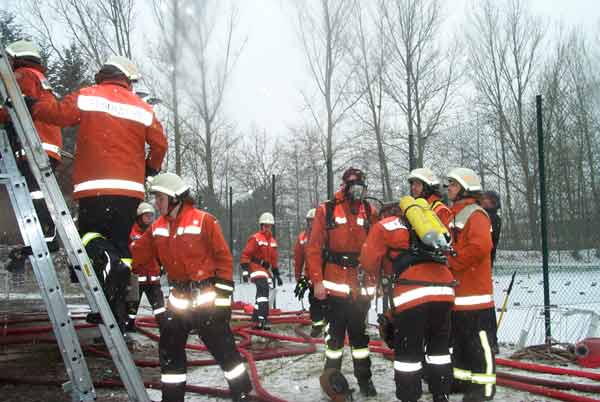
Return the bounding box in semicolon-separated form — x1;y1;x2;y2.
78;195;139;257
323;296;372;383
127;283;165;323
160;308;252;402
392;302;453;402
451;308;497;400
308;287;325;327
252;277;270;322
17;157;60;248
85;236;131;331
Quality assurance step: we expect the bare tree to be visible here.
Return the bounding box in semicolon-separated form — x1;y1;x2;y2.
296;0;362;199
24;0;135;67
380;0;459;169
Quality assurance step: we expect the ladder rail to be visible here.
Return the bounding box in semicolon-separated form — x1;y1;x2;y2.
0;50;150;401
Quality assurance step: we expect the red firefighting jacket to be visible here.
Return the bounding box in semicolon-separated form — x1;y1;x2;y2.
294;230;308;281
129;221;161;284
306;190;377;299
0;65;62;161
240;229;278;281
130;201;233;284
447;198;494;311
428;194;453;230
360;216;455;313
32;79;167;200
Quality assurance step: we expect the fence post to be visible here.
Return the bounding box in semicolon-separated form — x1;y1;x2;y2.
536;94;552;344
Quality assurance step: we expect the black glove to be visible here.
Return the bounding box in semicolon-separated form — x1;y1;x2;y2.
23;96;37;113
294;276;310;300
272;268;283;286
240;263;249;283
214;278;234;322
145;164;159;179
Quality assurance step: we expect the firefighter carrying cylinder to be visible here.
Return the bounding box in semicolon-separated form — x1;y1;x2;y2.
399;196;451;250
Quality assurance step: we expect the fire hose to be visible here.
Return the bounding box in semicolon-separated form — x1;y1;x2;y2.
2;308;600;402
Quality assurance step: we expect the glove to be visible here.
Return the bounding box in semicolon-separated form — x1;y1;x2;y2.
294;276;310;300
214;278;234;322
272;268;283;286
240;263;249;283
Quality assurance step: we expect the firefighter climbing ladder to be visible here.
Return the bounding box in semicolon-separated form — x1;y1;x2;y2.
0;48;150;402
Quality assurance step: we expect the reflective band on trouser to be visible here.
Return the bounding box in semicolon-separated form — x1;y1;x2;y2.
256;297;269;303
454;294;493;306
161;373;186;384
169;293;190;310
42;143;60;154
139;275;161;282
128;314;136;319
313;320;325;327
425;354;452;365
223;363;246;380
216;282;234;292
138;276;148;282
322;280;350;294
393;286;455;307
478;329;495;397
394;361;422;373
250;271;269;279
30;190;44;199
153;307;166;315
360;286;376;297
121;258;132;269
453;367;472;381
325;347;343;359
194;291;216;306
73;179;145;194
81;232;104;246
215;297;231;307
351;347;370;360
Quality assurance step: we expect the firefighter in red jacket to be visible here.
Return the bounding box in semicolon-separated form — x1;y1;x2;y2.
360;202;455;402
293;208;325;337
130;173;252;402
446;168;496;402
1;40;63;271
240;212;282;329
408;167;453;229
126;202;165;331
32;55;167;332
307;167;378;399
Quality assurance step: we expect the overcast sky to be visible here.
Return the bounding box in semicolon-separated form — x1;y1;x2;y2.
4;0;600;137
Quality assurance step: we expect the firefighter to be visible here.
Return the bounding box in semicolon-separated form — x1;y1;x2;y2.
1;40;62;272
408;167;453;228
240;212;282;329
32;55;168;332
126;201;165;332
130;172;252;402
446;168;496;402
307;167;378;399
293;208;325;337
359;202;455;402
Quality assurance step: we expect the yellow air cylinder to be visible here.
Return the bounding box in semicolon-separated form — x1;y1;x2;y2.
414;198;451;249
399;196;439;248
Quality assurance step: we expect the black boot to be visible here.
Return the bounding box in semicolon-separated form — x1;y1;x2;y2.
6;247;27;273
359;379;377;397
254;319;270;330
232;391;250;401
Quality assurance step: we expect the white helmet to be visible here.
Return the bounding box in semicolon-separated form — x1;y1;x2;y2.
407;167;440;186
150;172;190;198
447;167;482;192
103;55;141;81
136;202;154;217
6;40;41;61
306;208;316;219
259;212;275;225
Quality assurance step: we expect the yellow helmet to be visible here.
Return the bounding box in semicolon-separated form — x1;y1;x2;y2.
6;40;41;61
447;167;482;192
103;55;141;81
408;167;440;186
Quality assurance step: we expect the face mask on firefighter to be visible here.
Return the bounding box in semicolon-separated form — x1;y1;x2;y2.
347;182;367;200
